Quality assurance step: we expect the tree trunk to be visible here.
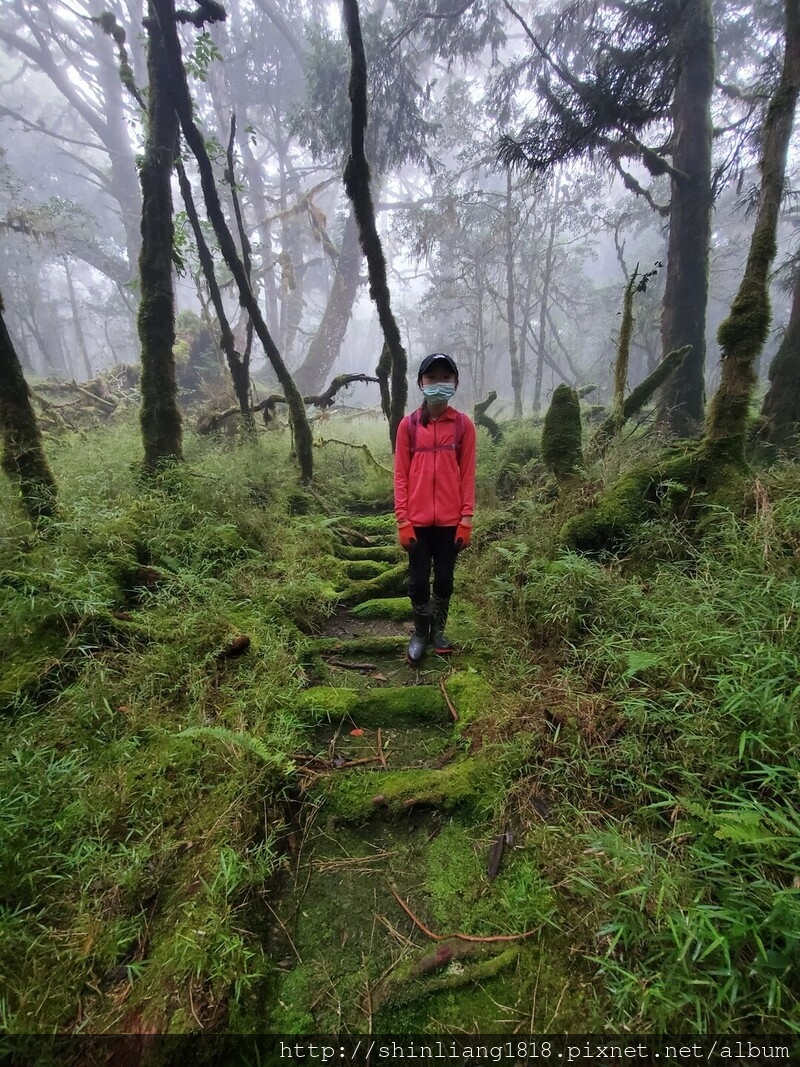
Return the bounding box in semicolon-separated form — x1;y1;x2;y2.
505;171;522;418
658;0;715;437
293;206;362;394
137;0;182;471
0;293;57;521
64;258;93;380
760;265;800;449
342;0;407;450
533;176;559;415
153;0;314;482
706;0;800;461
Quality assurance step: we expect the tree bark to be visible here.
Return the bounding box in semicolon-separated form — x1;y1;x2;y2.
342;0;407;450
505;171;522;418
706;0;800;460
0;293;57;521
137;2;182;471
153;0;314;482
760;265;800;449
293;206;363;394
658;0;715;437
533;176;559;414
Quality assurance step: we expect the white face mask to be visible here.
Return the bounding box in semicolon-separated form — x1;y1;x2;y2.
422;383;456;401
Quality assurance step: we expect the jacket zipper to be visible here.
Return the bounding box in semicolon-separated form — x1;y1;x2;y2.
432;417;437;526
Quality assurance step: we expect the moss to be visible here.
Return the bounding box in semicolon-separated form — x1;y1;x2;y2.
374;945;520;1011
298;634;407;658
342;559;385;580
541;385;583;484
350;596;409;621
321;757;492;821
444;670;493;733
343;513;396;535
334;544;400;562
295;684;446;727
341;561;407;603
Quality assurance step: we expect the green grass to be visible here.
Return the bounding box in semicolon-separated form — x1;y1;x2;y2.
1;411;799;1035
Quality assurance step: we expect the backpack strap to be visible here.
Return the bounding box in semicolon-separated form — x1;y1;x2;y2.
408;408;465;459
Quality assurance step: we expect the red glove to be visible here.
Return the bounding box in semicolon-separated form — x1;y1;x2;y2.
398;521;417;550
455;522;472;551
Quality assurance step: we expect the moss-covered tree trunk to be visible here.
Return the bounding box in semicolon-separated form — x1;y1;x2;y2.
658;0;714;437
138;1;182;471
153;0;314;482
542;384;583;485
706;0;800;461
341;0;407;451
0;294;57;520
760;264;800;450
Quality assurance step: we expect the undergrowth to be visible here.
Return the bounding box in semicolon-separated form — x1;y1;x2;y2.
1;411;798;1035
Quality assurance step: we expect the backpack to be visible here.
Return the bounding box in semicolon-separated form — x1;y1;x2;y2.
407;407;466;459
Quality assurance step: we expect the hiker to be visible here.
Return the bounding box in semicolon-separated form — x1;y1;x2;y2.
393;352;477;665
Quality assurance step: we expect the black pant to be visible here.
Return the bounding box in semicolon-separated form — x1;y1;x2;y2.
407;526;457;605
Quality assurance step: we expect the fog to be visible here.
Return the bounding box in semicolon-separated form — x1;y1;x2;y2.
0;0;795;419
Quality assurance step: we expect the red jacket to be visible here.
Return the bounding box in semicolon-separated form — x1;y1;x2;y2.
394;406;477;528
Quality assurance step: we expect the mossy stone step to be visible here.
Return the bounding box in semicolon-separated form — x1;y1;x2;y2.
310;720;453;771
319;756;492;821
334;544;400;562
342;559;386;581
296;684;446;727
350;597;409;621
339;561;407;603
298;635;407;658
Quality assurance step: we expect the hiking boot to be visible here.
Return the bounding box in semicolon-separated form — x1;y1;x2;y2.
430;593;455;654
407;601;432;665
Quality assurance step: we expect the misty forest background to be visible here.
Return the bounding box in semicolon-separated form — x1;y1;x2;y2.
1;0;800;1041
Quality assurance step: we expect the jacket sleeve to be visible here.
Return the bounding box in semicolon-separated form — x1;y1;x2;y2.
459;416;477;517
393;416;411;524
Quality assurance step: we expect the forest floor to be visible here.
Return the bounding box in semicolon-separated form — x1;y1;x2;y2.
1;416;799;1044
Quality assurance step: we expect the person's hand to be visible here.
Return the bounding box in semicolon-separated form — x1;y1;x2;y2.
455;519;472;552
398;521;417;550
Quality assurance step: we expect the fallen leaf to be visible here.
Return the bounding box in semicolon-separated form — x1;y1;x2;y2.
371;672;388;682
349;728;365;736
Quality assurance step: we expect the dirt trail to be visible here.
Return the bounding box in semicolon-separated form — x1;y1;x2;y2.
267;513;586;1034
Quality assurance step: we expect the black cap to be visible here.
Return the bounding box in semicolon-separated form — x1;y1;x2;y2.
417;352;459;384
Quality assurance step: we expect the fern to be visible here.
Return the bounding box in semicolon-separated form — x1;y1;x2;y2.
178;726;292;770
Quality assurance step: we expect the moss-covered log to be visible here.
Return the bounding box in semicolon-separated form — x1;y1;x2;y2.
350;597;410;621
334;544;400;563
541;384;583;484
340;561;408;603
295;683;446;727
320;757;493;820
138;1;182;472
373;943;519;1011
0;295;57;521
589;345;691;458
705;0;800;462
342;0;407;451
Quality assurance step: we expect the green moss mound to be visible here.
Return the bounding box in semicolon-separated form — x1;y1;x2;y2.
295;684;445;727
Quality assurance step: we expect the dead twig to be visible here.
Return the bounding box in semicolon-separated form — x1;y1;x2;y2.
328;658;377;671
440;676;459;722
389;884;538;943
376;727;388;770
